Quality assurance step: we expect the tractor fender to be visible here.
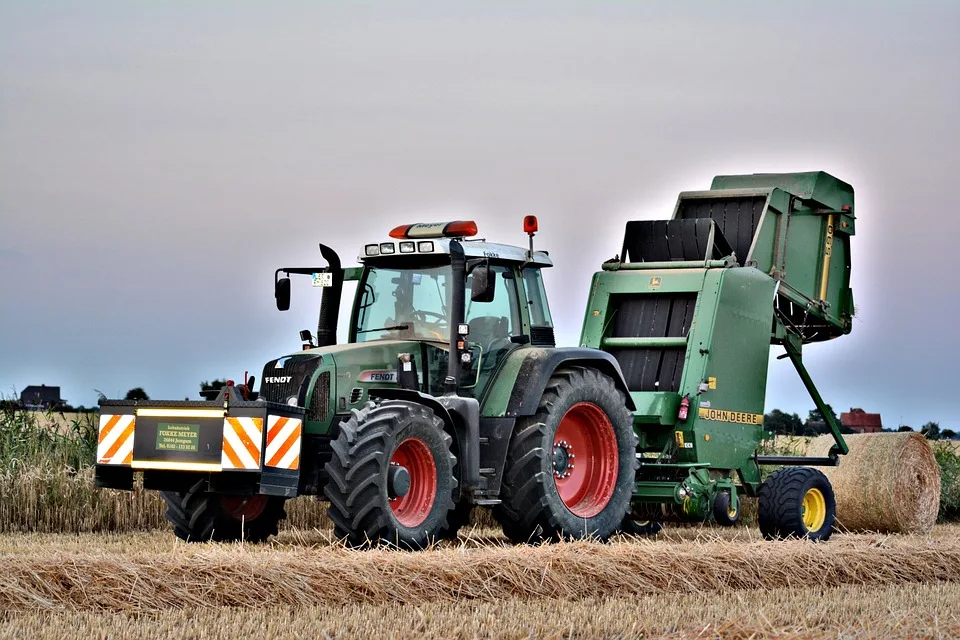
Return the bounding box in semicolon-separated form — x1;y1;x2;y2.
504;347;636;417
368;388;480;494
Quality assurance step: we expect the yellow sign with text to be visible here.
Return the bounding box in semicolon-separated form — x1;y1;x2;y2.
698;407;764;426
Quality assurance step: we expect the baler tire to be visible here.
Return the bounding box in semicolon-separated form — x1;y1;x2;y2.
713;491;741;527
617;519;663;536
323;399;457;549
493;367;637;543
161;480;287;543
758;467;836;541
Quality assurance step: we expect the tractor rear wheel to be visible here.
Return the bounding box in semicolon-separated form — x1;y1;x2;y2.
161;480;287;543
494;367;637;543
758;467;836;541
324;400;457;549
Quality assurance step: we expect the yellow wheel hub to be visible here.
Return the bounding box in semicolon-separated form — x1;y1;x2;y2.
801;488;826;532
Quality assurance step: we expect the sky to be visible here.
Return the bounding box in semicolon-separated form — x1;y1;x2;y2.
1;1;958;430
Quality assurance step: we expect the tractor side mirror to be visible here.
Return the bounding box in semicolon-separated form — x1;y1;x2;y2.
276;277;291;311
470;265;495;303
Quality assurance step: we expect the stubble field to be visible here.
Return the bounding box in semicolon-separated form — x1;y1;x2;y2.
2;522;960;639
3;410;960;638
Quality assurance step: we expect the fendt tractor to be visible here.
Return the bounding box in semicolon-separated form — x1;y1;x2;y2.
96;171;855;547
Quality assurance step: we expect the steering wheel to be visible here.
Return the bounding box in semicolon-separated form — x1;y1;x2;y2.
412;310;447;323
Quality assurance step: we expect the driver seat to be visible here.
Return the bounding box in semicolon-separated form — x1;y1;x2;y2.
468;316;510;367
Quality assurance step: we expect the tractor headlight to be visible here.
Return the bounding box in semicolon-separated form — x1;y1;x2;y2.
286;396;299;406
364;244;380;256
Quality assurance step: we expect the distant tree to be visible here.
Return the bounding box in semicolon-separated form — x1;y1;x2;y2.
921;421;941;440
898;425;914;433
943;429;957;440
124;387;150;401
807;405;839;427
763;409;804;436
200;379;229;392
803;405;840;436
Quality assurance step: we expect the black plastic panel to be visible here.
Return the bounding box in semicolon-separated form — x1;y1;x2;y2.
677;195;765;264
530;325;555;346
607;293;697;392
621;219;734;263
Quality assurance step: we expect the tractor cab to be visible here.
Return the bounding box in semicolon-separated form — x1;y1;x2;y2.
274;219;555;403
351;221;555;396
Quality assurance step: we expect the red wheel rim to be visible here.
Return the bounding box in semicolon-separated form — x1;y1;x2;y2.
389;437;437;527
221;494;268;521
553;402;618;518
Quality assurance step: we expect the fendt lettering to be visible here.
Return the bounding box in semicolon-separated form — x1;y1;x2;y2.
97;171;855;547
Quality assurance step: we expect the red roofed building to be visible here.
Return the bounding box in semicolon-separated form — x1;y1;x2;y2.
841;408;883;433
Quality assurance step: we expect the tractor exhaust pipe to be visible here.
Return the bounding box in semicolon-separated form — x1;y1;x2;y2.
316;243;342;348
445;240;466;394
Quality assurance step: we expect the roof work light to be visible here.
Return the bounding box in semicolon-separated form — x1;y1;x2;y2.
389;220;479;240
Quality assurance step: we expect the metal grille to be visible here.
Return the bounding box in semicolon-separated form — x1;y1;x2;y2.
606;293;697;392
530;325;555;346
308;371;331;421
259;355;320;405
677;195;765;265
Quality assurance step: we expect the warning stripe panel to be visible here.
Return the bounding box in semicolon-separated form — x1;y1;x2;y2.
97;414;135;465
221;417;263;470
265;415;302;470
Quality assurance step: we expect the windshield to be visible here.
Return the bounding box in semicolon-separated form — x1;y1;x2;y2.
354;265;451;342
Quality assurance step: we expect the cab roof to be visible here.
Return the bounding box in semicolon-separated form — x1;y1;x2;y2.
358;238;553;267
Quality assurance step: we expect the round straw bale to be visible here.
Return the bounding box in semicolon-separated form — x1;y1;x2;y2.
805;433;940;534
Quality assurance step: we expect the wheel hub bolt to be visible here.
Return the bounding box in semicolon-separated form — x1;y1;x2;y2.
387;463;411;499
553;440;575;478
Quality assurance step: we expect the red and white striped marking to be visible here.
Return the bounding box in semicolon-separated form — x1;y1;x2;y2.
221;417;264;470
265;415;302;470
97;414;135;465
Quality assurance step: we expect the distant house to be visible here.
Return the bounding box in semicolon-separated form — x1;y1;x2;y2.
20;385;61;410
841;408;883;433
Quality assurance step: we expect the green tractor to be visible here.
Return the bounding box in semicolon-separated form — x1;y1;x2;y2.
96;171;854;546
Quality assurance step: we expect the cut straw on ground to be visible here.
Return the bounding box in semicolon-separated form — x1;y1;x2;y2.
3;528;960;613
4;581;960;640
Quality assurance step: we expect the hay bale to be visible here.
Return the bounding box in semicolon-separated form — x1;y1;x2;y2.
806;433;940;534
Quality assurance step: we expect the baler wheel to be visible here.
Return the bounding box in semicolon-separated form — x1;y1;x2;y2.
161;481;287;543
324;399;457;549
713;491;741;527
617;519;663;536
493;367;637;543
758;467;836;541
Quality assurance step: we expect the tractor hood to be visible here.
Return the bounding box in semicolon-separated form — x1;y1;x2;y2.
259;339;450;435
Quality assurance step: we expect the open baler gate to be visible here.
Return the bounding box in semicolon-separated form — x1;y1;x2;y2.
581;171;855;515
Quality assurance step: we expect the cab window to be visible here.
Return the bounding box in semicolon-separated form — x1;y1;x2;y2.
464;265;520;386
522;267;554;327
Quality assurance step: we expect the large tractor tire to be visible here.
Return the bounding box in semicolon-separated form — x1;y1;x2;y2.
324;399;457;549
494;367;637;543
758;467;836;541
161;480;287;543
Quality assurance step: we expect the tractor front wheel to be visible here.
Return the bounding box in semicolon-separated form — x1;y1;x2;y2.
758;467;836;541
161;481;287;543
494;367;637;543
324;400;457;549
